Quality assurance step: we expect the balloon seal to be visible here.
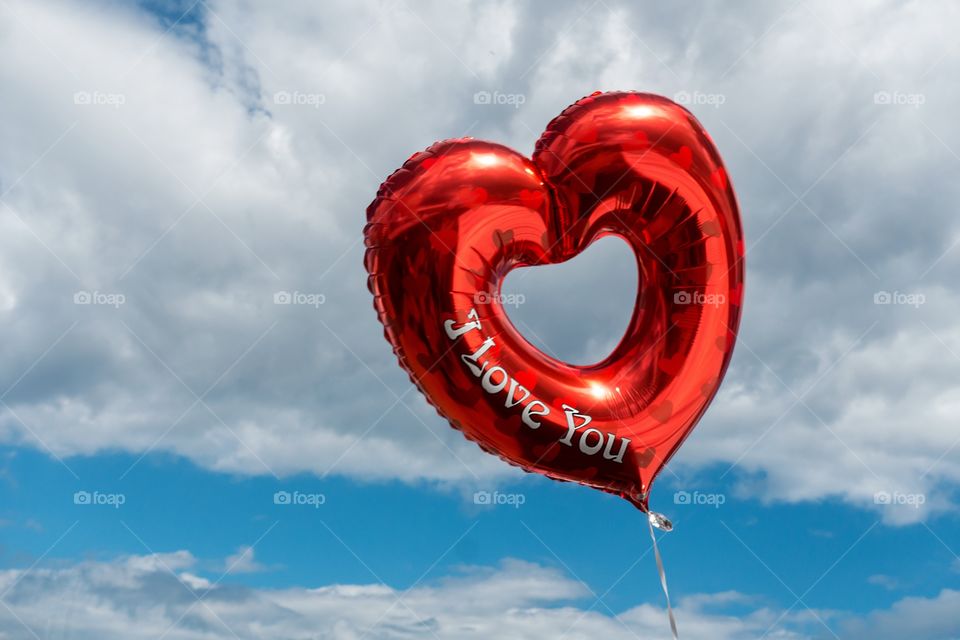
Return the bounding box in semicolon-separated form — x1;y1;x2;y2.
648;510;674;532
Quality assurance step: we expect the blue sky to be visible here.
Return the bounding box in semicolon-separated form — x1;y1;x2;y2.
6;444;960;612
5;444;959;611
2;0;960;638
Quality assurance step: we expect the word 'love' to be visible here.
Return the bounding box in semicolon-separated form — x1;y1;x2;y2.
443;309;630;463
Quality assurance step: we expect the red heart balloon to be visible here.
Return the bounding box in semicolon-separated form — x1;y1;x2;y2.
364;91;744;511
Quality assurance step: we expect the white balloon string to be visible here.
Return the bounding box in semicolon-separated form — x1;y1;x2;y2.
647;511;679;639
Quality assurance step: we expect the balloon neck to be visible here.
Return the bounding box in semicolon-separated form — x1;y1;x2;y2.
626;491;674;532
626;489;649;512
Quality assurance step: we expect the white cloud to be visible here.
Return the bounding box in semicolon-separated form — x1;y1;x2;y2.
0;550;919;639
839;588;960;640
0;0;959;524
3;550;959;639
867;574;899;590
0;0;512;485
223;545;267;574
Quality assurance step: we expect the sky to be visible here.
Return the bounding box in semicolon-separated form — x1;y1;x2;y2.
1;0;960;638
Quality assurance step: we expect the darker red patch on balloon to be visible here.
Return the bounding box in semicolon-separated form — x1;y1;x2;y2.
711;166;728;190
651;401;674;423
492;229;515;249
670;145;693;169
658;353;685;377
635;447;657;468
519;189;544;210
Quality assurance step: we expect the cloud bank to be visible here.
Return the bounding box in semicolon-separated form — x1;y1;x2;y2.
5;550;959;639
1;0;959;524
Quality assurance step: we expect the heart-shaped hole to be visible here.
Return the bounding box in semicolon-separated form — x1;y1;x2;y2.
499;235;639;367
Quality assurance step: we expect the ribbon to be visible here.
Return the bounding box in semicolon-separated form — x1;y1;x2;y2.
647;510;679;639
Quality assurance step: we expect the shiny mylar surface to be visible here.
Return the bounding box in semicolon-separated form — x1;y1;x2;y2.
364;91;744;511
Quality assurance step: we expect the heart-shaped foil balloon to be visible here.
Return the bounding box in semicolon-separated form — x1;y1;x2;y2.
364;91;744;511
